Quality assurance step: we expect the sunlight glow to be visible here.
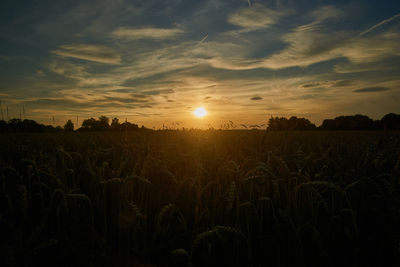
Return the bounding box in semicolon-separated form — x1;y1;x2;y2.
193;107;207;118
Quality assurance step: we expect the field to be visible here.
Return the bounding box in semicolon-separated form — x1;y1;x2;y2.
1;130;400;267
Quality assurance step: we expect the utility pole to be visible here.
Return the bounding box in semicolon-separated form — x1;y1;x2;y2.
6;106;9;121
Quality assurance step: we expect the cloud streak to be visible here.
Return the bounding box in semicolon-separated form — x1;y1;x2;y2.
112;27;184;40
51;44;121;64
353;87;390;93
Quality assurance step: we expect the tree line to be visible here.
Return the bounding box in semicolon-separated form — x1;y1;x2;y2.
0;116;148;133
77;116;147;132
1;113;399;133
267;113;400;131
0;118;63;133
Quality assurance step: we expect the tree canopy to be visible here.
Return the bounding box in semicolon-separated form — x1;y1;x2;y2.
64;120;74;132
267;113;400;131
268;116;317;131
0;119;61;133
79;116;144;131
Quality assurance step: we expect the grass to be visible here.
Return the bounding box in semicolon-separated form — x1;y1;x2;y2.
0;130;400;266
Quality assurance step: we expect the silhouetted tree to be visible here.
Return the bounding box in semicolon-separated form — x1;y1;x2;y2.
8;118;22;130
268;116;316;130
0;118;60;132
321;119;335;130
111;117;120;130
268;117;289;131
20;119;44;132
382;113;400;130
288;116;317;130
98;116;110;130
320;114;378;130
80;116;114;131
81;118;97;130
64;120;74;131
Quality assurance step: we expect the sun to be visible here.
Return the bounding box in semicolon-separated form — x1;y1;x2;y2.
193;107;207;118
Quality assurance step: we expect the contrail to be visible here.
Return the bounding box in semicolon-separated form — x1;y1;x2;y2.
197;34;208;45
247;0;252;8
357;13;400;37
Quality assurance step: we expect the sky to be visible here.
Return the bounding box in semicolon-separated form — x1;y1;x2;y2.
0;0;399;128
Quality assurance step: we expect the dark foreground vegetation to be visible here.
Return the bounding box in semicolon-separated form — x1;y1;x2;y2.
1;129;400;267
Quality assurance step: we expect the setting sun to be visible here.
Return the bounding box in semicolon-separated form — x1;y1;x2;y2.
193;107;207;118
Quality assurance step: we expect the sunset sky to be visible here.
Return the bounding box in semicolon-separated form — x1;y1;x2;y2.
1;0;399;128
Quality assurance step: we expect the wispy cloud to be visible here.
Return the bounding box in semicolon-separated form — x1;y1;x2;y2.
310;5;343;22
207;6;345;70
111;27;184;40
353;86;390;93
22;88;156;113
260;24;345;69
333;61;397;73
142;89;175;95
256;6;346;69
227;4;286;29
302;83;321;88
212;6;400;71
51;44;121;64
343;36;400;63
332;80;354;87
47;42;207;90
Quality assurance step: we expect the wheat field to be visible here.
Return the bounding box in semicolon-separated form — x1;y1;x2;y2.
1;130;400;266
